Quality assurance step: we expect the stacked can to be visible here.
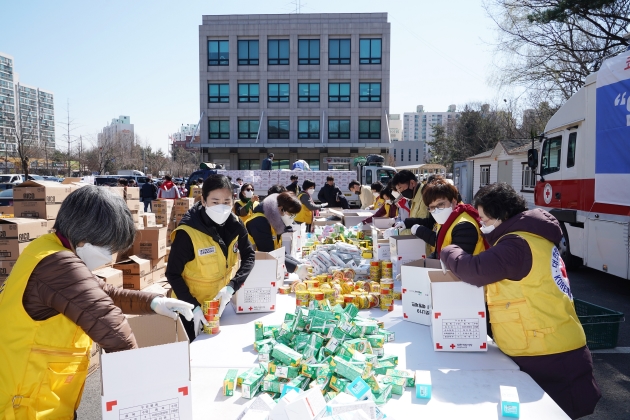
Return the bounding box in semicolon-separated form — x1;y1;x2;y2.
381;261;393;279
296;290;310;307
202;299;220;334
380;278;394;311
369;261;381;282
278;285;291;295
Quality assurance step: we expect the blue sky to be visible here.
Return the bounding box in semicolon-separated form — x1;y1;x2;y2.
1;0;499;154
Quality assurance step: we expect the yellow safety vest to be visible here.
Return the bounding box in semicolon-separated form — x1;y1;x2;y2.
170;225;239;304
0;233;92;420
373;197;385;209
234;199;259;224
294;192;313;224
487;231;586;357
440;211;486;256
245;213;282;251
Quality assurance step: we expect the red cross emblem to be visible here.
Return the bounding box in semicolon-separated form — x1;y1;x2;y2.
248;306;253;311
450;344;456;349
543;183;553;204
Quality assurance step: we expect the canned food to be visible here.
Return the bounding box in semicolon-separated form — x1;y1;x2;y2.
332;271;345;281
319;283;332;290
343;269;356;280
296;299;309;307
305;280;320;290
202;299;220;314
203;324;220;334
393;291;402;300
296;291;310;301
380;288;391;295
370;282;381;293
323;289;335;301
279;285;292;295
311;291;325;301
354;281;365;291
332;284;342;298
341;281;354;294
382;262;393;269
368;293;379;308
204;307;219;317
343;294;355;303
335;298;346;307
294;282;307;292
356;295;369;309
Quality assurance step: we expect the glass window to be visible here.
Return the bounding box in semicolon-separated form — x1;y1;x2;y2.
359;83;381;102
366;171;373;185
270;160;291;170
268;83;289;102
268;120;290;139
401;149;404;162
238;83;259;102
394;149;396;160
268;39;289;65
480;165;490;186
208;84;229;103
209;120;230;139
359;39;382;64
238;120;259;139
329;39;351;65
239;159;261;170
328;83;350;102
541;136;562;175
328;119;350;139
416;149;419;162
298;120;320;139
208;40;229;66
567;132;577;168
298;39;320;65
359;120;381;139
237;40;259;65
521;163;536;190
307;159;320;171
377;169;395;184
298;83;320;102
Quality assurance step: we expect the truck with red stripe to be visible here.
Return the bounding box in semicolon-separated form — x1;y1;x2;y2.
528;51;630;280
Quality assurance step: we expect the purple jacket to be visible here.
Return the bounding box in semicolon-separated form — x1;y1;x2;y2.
440;208;562;286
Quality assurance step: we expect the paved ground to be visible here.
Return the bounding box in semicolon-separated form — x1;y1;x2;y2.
77;264;629;419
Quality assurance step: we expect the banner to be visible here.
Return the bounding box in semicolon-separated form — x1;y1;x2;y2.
595;53;630;206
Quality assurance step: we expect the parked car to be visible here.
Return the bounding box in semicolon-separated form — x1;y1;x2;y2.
0;183;13;192
0;189;13;206
0;175;24;184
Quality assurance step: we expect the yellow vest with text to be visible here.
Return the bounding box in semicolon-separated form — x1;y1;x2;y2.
440;211;486;256
373;197;386;210
245;213;282;251
294;192;313;225
487;231;586;357
234;199;259;224
0;233;92;420
170;225;239;304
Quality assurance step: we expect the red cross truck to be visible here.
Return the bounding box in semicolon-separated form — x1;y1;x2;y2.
527;51;630;280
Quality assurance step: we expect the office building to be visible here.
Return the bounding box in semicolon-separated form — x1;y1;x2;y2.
390;141;424;167
171;123;201;153
403;104;459;160
199;13;391;170
97;115;134;147
171;123;199;142
389;114;402;142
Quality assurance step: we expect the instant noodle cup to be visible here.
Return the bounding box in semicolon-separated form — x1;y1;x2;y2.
323;289;335;301
296;290;310;302
305;280;320;290
319;283;332;290
279;285;292;295
294;282;308;292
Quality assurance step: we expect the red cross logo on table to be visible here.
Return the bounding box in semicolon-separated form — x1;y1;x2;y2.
450;344;456;349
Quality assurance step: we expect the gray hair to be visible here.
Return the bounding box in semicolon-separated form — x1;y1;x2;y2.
53;185;136;253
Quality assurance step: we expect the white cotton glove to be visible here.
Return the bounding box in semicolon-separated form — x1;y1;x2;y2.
216;285;235;317
192;306;209;337
410;224;420;235
320;202;328;207
393;221;406;229
150;297;195;321
295;264;310;280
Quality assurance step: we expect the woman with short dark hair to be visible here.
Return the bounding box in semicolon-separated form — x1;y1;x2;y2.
441;183;601;419
295;180;327;232
234;183;259;223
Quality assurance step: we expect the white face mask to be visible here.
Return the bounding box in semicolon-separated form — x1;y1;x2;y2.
373;192;379;198
385;200;392;205
431;206;453;225
244;190;254;198
206;204;232;225
76;243;113;271
480;220;498;235
391;191;401;199
280;212;295;226
307;189;315;196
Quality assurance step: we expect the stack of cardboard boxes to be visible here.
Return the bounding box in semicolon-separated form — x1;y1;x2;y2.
107;186;144;229
0;219;51;286
13;180;81;220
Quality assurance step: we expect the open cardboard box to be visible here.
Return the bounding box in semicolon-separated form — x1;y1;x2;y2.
389;235;427;260
401;258;442;325
428;270;487;352
100;315;191;419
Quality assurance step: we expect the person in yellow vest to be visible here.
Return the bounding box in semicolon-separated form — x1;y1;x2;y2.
167;175;256;341
441;183;600;419
294;180;328;232
233;183;260;223
362;188;398;224
367;182;385;210
0;186;194;420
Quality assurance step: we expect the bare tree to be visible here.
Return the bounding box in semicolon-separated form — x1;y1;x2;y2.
0;101;44;179
57;100;80;177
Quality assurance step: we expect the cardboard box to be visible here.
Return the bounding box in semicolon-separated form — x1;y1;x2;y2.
372;217;394;229
0;260;16;277
415;370;432;399
0;239;29;260
429;270;487;352
0;206;13;215
0;218;49;241
133;227;167;260
13;201;62;220
500;385;520;418
389;235;427;260
92;266;124;288
143;213;156;227
100;314;191;420
374;239;390;262
231;249;283;314
149;256;166;272
174;198;195;210
152;267;166;284
108;186;140;200
152;200;174;213
88;342;101;378
114;255;151;277
401;259;442;326
13;180;79;203
122;273;153;290
126;199;140;212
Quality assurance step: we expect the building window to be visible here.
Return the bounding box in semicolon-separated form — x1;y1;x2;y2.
208;84;229;103
359;39;382;64
408;149;411;161
239;159;261;170
237;40;259;65
238;83;259;102
208;40;229;66
268;83;289;102
394;149;396;160
306;159;320;171
298;83;320;102
328;120;350;139
298;39;320;65
359;83;381;102
480;165;490;187
416;149;419;162
271;160;291;170
238;120;259;139
268;120;289;139
521;163;536;190
328;83;350;102
329;39;350;65
401;149;404;162
298;120;320;139
268;39;289;65
359;120;381;139
567;132;577;168
209;120;230;139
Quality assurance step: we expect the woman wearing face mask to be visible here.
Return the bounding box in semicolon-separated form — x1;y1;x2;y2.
0;186;194;420
401;178;487;259
166;175;256;341
362;188;398;224
294;180;327;233
367;182;384;210
440;183;600;419
234;183;260;223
